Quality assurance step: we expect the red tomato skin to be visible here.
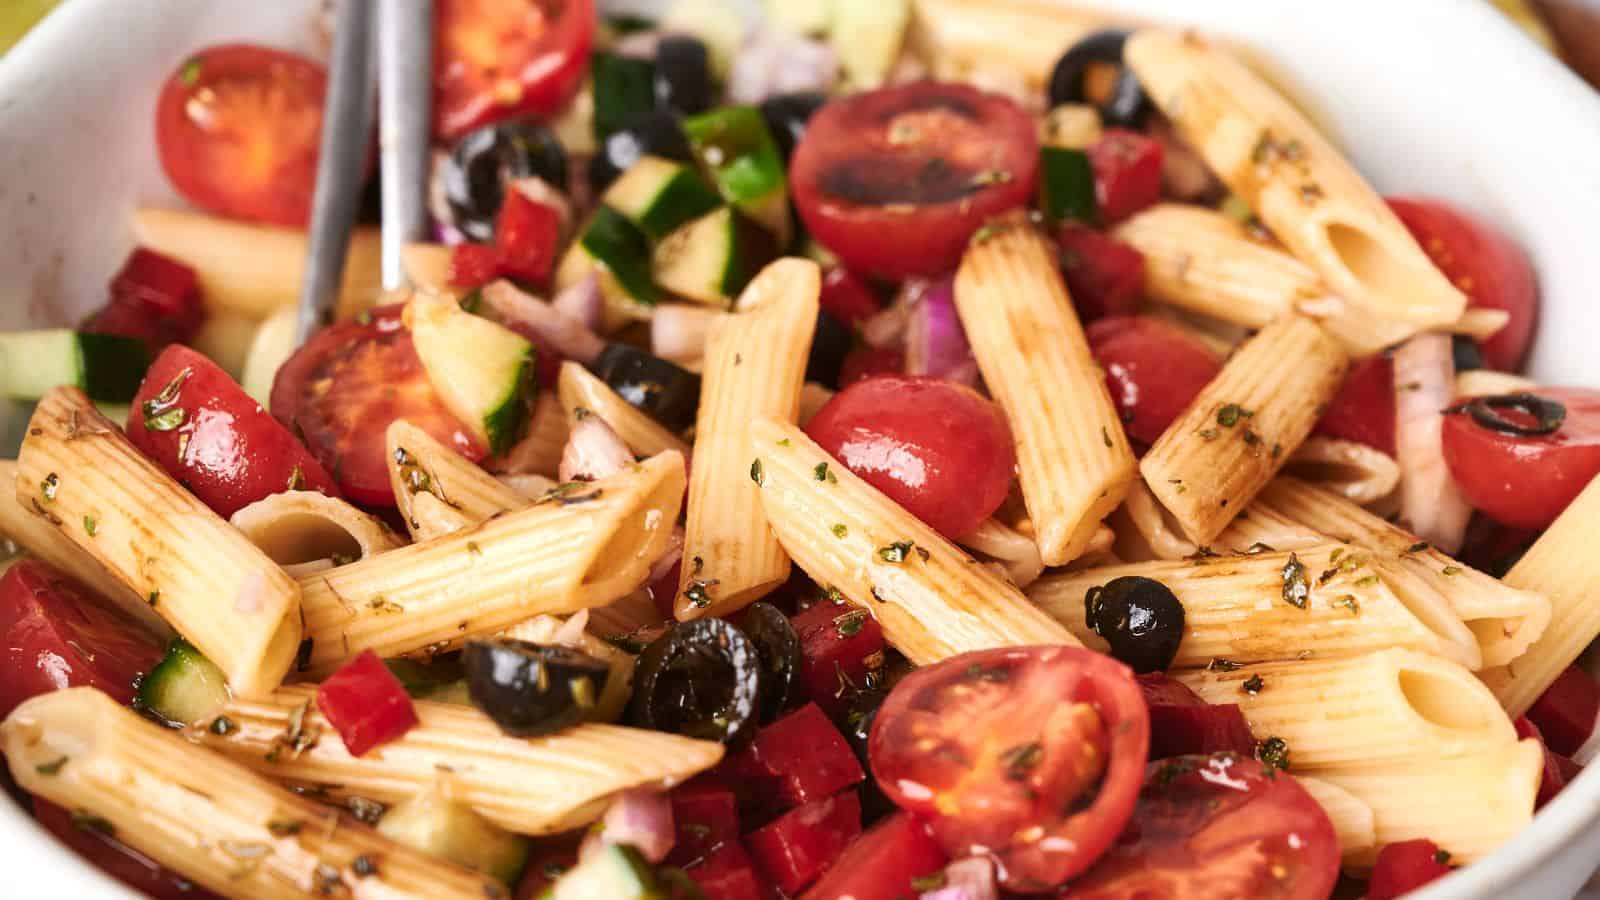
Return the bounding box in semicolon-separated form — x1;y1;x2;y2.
790;600;887;718
1364;839;1452;900
744;791;863;895
1057;224;1145;323
83;249;204;348
34;800;216;900
721;703;865;810
836;346;904;389
800;812;949;900
1527;665;1600;757
155;44;327;226
1137;673;1257;759
0;562;164;719
1313;354;1397;457
869;645;1149;892
127;345;339;518
433;0;595;140
495;191;563;286
668;777;741;866
449;243;501;289
1389;196;1539;372
790;81;1039;279
1087;129;1164;225
315;649;419;756
1513;716;1583;809
819;267;883;329
684;840;771;900
1440;387;1600;530
1087;316;1222;447
805;375;1016;538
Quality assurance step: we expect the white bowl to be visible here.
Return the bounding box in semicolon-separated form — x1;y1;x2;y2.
2;0;1599;897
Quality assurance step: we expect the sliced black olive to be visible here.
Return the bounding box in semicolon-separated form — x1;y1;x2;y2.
1445;392;1567;437
654;35;714;116
588;109;695;194
1452;334;1485;372
839;686;896;824
591;343;702;430
593;51;660;140
805;310;853;388
1084;575;1184;673
443;121;569;242
1047;29;1151;128
739;601;801;722
758;91;828;162
463;640;610;737
628;618;762;748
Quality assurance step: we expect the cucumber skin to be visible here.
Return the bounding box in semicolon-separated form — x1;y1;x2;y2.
582;207;659;305
1038;146;1099;224
634;173;722;243
482;353;536;457
78;333;154;404
135;638;229;726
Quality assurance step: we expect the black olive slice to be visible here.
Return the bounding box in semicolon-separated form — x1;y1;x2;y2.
739;602;802;723
1046;28;1151;128
1446;392;1567;437
758;91;828;162
805;310;853;389
1084;575;1185;673
463;639;610;737
628;618;762;748
590;344;702;430
1451;334;1485;372
443;121;569;243
654;35;714;116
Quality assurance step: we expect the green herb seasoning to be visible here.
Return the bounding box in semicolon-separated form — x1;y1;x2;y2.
1256;736;1290;772
834;609;869;638
1333;595;1360;614
179;57;203;86
1406;541;1430;554
267;819;305;837
1241;674;1265;695
1208;657;1241;672
82;514;97;536
1000;741;1043;779
813;462;837;483
147;590;161;607
345;796;386;825
1434;849;1452;865
1442;565;1462;576
1354;575;1380;588
1281;553;1310;609
209;716;236;736
683;579;717;608
831;523;848;539
1244;542;1275;555
40;472;59;503
749;458;765;486
71;810;116;836
286;466;306;491
910;872;948;892
352;855;379;878
35;756;68;776
1216;403;1253;427
1101;426;1113;448
878;541;915;563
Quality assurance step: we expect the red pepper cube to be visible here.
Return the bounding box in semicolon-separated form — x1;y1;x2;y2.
801;812;949;900
495;191;563;286
1138;672;1257;758
110;248;203;338
448;242;501;289
669;777;741;865
744;791;862;895
1527;664;1600;757
1365;839;1452;900
1514;716;1583;809
722;703;864;809
1087;129;1164;225
1057;224;1145;323
316;649;419;756
790;602;886;718
683;840;770;900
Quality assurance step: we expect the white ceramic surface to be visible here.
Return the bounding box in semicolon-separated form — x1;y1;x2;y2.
3;0;1600;897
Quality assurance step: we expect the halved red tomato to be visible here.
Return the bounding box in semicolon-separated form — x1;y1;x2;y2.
155;44;328;226
270;305;484;507
433;0;595;140
1363;838;1452;900
1087;316;1222;447
868;645;1149;892
1440;387;1600;529
801;813;948;900
1062;753;1339;900
34;800;214;900
1313;353;1397;457
790;81;1039;279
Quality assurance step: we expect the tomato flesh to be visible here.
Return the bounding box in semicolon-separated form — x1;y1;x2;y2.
316;649;419;757
1087;129;1164;225
869;646;1149;892
666;778;740;865
1063;754;1339;900
1513;716;1582;809
1440;386;1600;529
1313;354;1396;457
790;81;1039;279
1138;672;1257;760
434;0;595;140
790;599;888;718
1527;664;1600;757
1058;224;1145;323
683;840;769;900
155;44;328;226
1364;839;1452;900
82;248;204;349
805;375;1016;538
837;346;904;389
800;813;949;900
744;790;862;895
34;800;213;900
819;267;883;329
720;702;865;810
1087;316;1222;447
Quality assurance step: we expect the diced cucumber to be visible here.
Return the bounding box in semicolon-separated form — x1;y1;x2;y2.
1038;146;1098;224
241;306;298;406
377;788;530;885
0;329;151;403
581;206;660;306
682;107;791;247
136;638;230;726
539;845;662;900
603;156;723;243
654;207;779;307
764;0;831;36
830;0;910;89
592;51;658;140
404;294;535;456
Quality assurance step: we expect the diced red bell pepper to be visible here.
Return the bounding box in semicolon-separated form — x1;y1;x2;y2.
316;649;419;756
495;190;563;286
1364;839;1452;900
684;840;770;900
1313;354;1397;457
1138;673;1257;758
838;346;904;389
1514;716;1584;809
513;836;582;900
819;267;882;329
34;799;215;900
744;791;862;895
448;243;501;289
1087;129;1164;225
721;703;865;809
1527;664;1600;757
83;248;204;348
669;777;741;865
800;812;949;900
1057;224;1145;323
790;601;887;718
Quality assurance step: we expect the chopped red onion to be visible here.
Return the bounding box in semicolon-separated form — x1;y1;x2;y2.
903;277;977;385
551;272;604;333
1394;333;1473;553
649;527;685;585
580;789;676;864
861;302;911;350
728;28;838;105
560;414;635;483
479;279;606;365
921;857;998;900
551;609;591;646
651;304;717;366
612;29;666;59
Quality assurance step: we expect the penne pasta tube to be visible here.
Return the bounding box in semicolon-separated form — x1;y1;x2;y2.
1124;31;1468;331
752;419;1079;665
679;259;819;619
1479;475;1600;716
1140;314;1348;545
1174;649;1515;769
1282;436;1400;506
908;0;1102;89
387;420;528;541
191;307;262;379
16;388;301;697
1313;740;1542;866
1028;543;1481;670
487;390;568;478
957;517;1045;590
498;472;558;499
1455;369;1538;398
194;685;721;836
1293;776;1376;862
231;491;404;566
798;382;836;427
557;362;691;459
1113;478;1199;562
586;587;669;637
954;217;1136;565
3;687;504;899
298;453;684;673
399;242;455;295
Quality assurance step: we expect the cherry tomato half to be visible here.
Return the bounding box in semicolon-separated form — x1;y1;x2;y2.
155;44;328;226
1062;754;1339;900
805;375;1015;538
1389;196;1539;372
434;0;595;140
1441;387;1600;530
1363;838;1452;900
1087;316;1222;447
270;305;484;507
790;81;1039;279
869;645;1149;892
1313;353;1396;457
800;813;948;900
34;800;214;900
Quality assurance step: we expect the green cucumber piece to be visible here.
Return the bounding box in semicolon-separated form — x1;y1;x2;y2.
0;330;151;403
1038;146;1098;224
592;51;658;140
653;206;780;307
603;156;723;242
406;295;536;456
539;845;662;900
136;638;230;726
682;106;791;246
377;789;530;885
580;206;660;306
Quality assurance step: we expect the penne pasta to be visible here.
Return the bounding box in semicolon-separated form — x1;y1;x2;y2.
487;390;568;478
387;420;528;541
3;687;504;899
908;0;1101;89
298;453;684;673
957;517;1045;590
1294;776;1377;862
798;382;836;427
231;491;404;566
1174;649;1515;769
1028;543;1481;670
193;685;721;836
679;259;819;619
1282;436;1400;506
557;361;691;459
191;307;262;378
1140;314;1348;544
954;216;1136;565
752;419;1079;665
399;242;456;295
16;388;301;697
1455;369;1538;398
1112;478;1200;562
